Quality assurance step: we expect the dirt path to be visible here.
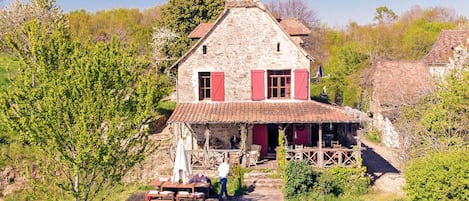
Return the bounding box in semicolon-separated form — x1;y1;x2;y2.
361;139;405;195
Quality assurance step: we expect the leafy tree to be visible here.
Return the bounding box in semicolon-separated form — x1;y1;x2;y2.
405;149;469;201
67;8;154;56
0;11;169;201
0;0;62;51
155;0;224;72
374;6;398;24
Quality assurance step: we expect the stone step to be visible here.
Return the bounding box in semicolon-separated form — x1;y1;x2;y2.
243;171;284;189
244;177;284;189
243;172;279;179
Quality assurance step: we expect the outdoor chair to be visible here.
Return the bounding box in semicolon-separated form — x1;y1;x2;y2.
294;145;304;160
247;144;261;167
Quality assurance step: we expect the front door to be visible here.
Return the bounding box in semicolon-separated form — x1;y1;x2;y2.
267;124;279;153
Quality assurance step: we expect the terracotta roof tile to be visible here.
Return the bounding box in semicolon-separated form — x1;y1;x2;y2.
366;60;434;106
424;30;469;64
167;101;365;124
278;18;311;36
188;23;215;39
188;18;310;39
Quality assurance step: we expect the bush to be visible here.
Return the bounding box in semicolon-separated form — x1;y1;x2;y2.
285;160;317;198
405;148;469;201
316;166;370;197
366;129;381;143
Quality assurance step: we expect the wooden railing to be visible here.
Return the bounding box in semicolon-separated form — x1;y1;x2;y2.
186;149;241;170
284;147;362;168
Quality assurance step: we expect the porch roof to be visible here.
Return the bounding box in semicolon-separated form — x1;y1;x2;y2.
167;101;367;124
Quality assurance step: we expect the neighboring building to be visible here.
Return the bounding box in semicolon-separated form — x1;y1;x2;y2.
167;0;366;168
424;30;469;78
364;60;434;148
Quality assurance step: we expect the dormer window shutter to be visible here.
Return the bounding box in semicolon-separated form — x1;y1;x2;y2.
294;69;309;100
211;72;224;101
251;70;265;100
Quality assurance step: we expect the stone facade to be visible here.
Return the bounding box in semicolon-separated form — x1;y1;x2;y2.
175;5;310;102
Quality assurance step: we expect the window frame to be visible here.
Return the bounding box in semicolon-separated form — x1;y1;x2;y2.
267;70;291;99
198;72;211;100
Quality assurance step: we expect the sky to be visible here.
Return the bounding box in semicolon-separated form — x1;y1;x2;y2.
23;0;469;27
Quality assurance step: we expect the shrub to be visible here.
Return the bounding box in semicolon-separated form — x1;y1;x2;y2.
316;166;370;197
405;148;469;201
366;129;381;143
285;160;317;198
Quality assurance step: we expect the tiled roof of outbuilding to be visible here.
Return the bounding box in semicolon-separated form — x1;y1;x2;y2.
167;101;367;124
278;18;311;36
423;30;469;65
365;60;434;107
188;23;215;39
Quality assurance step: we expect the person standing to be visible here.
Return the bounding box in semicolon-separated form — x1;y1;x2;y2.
218;158;230;200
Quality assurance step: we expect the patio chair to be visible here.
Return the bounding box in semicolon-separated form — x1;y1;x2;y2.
294;145;304;160
247;144;261;167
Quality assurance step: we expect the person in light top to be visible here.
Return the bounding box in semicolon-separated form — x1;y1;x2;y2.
217;158;230;200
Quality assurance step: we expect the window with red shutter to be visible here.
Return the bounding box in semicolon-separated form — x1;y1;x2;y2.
294;69;309;100
251;70;265;100
211;72;224;101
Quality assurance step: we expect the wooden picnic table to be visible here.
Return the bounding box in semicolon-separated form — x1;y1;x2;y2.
150;180;210;195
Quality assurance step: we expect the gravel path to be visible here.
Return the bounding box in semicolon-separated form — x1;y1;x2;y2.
361;139;405;195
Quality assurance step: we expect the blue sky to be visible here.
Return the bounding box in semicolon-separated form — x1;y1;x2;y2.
49;0;469;27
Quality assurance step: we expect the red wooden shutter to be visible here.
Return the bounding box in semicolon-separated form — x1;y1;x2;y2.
251;70;265;100
294;69;309;100
211;72;224;101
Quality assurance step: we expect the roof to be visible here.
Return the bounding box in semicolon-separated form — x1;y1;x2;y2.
423;30;469;65
188;19;310;39
365;60;434;107
188;23;215;39
278;18;311;36
167;101;367;124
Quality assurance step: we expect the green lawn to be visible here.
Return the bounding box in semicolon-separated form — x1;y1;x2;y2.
0;52;19;87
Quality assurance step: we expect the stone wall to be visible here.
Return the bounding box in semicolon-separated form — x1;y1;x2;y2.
176;5;310;102
374;113;400;148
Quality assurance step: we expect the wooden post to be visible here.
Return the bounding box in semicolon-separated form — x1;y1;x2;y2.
203;125;210;168
239;123;248;167
318;123;324;168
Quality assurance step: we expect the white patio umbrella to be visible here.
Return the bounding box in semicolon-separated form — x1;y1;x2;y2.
172;138;192;184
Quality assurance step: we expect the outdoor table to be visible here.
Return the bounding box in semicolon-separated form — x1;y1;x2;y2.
160;182;195;193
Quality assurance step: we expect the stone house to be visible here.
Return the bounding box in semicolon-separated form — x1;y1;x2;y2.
364;60;434;148
424;30;469;78
167;0;366;168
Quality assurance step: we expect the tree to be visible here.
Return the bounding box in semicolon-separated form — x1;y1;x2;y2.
266;0;319;27
374;6;398;24
0;0;62;51
0;8;169;201
405;149;469;201
155;0;224;72
67;8;154;56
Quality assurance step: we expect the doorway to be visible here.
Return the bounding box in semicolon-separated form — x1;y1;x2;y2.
267;124;279;153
